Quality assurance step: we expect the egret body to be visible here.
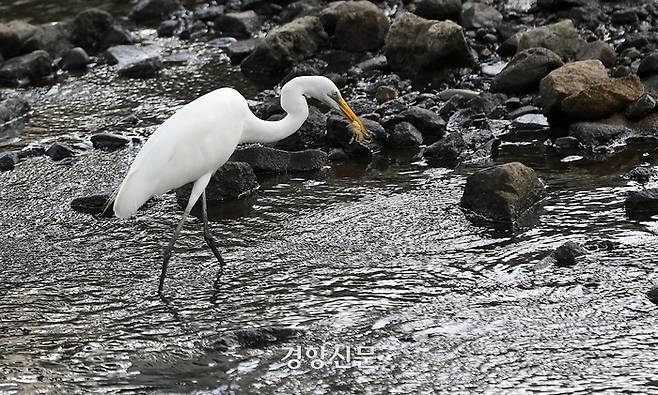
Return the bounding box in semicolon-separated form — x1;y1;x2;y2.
112;76;368;293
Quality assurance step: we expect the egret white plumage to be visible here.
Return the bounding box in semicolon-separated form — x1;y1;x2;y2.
112;76;369;294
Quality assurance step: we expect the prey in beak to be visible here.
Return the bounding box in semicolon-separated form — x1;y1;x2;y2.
336;96;371;147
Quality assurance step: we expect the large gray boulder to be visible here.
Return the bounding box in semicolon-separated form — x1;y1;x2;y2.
461;162;546;227
68;9;134;54
240;16;327;79
491;48;563;94
384;12;472;73
319;1;389;52
538;60;609;114
513;20;585;59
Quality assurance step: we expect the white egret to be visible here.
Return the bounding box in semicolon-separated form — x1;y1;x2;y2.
112;75;369;294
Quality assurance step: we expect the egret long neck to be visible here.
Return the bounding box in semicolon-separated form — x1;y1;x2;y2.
240;82;309;144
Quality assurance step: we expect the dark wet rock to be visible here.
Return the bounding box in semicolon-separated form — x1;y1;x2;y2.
385;106;446;137
626;136;658;149
536;0;590;9
194;5;225;22
614;66;632;78
413;0;462;21
568;122;631;148
106;45;162;78
119;114;140;125
353;55;388;74
45;142;75;161
437;88;480;101
375;86;397;104
70;193;114;217
386;121;423;148
550;241;587;266
58;47;89;71
176;162;259;203
240;16;327;78
105;44;159;65
460;3;503;30
461;162;546;227
638;53;658;78
491;48;563;94
552;241;587;266
91;133;130;150
279;58;327;85
280;1;319;23
538;60;608;115
68;9;134;54
118;58;162;78
157;20;179;38
648;285;658;305
625;188;658;219
328;148;348;161
226;38;260;64
384;12;472;73
0;50;53;85
561;75;645;121
552;136;581;154
0;21;37;58
229;145;327;173
515;20;585;59
576;40;617;68
21;23;72;59
423;132;465;167
273;106;326;150
0;152;18;171
625;94;656;121
128;0;182;22
625;166;655;184
611;9;638;25
205;326;305;352
319;1;389;52
325;114;384;156
215;11;260;39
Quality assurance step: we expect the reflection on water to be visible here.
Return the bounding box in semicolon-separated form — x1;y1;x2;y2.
2;2;658;394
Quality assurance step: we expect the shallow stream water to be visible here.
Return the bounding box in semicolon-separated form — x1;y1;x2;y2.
2;2;658;394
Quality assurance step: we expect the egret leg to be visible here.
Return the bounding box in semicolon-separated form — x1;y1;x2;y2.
201;191;226;280
158;173;212;294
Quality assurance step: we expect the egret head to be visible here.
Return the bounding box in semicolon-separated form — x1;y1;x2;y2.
300;76;370;146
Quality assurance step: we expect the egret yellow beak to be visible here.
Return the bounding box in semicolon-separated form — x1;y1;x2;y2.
337;97;370;147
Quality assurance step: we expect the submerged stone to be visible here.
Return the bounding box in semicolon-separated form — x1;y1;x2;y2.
461;162;546;228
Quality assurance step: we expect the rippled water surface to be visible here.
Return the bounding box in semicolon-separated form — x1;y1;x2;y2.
2;3;658;394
